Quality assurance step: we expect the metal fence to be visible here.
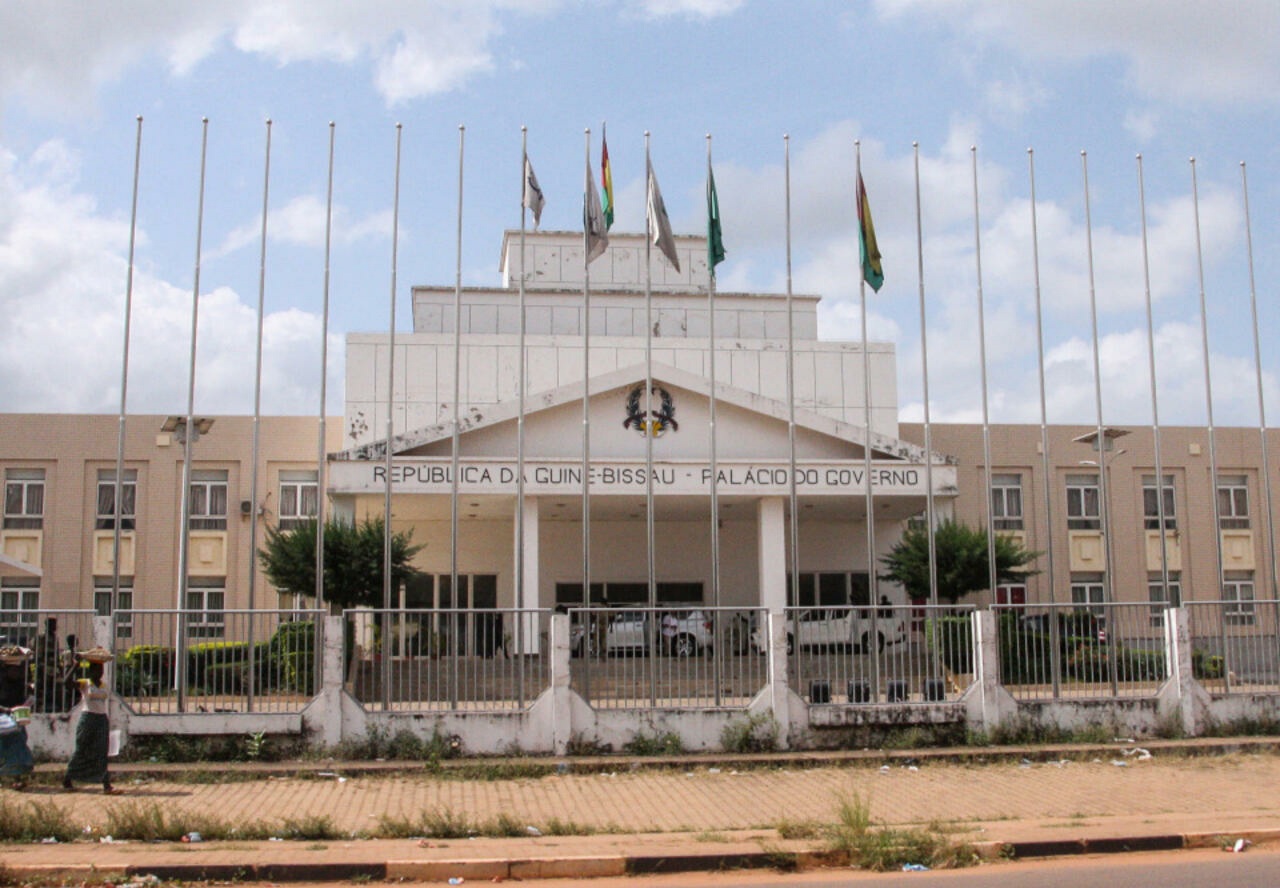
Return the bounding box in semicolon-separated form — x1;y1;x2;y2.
995;602;1167;700
112;609;323;714
788;604;974;705
0;610;98;715
343;608;551;712
1186;599;1280;695
567;606;767;710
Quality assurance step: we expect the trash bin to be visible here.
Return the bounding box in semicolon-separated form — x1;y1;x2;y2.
923;678;946;701
848;680;871;703
809;679;831;703
886;679;908;702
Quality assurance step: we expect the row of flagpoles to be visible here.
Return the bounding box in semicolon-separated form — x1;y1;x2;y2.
105;120;1277;664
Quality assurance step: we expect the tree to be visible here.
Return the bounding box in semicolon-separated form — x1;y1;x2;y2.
258;516;424;610
879;520;1039;605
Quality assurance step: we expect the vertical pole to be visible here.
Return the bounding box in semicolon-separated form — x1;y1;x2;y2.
516;127;529;704
176;118;210;713
1241;161;1280;668
450;126;466;709
784;135;801;690
246;118;272;713
1191;158;1229;689
971;147;998;601
644;135;658;705
316;122;336;613
382;123;403;710
912;143;938;610
1137;155;1171;612
855;142;880;697
112;116;143;621
581;127;594;695
1029;148;1061;696
707;134;723;705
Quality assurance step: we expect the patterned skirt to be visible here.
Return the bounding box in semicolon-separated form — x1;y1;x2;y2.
0;727;33;778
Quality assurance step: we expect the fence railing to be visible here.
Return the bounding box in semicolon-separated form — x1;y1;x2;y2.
787;604;974;705
567;606;766;710
343;608;551;712
1;610;97;715
1186;600;1280;695
112;609;323;714
995;602;1167;700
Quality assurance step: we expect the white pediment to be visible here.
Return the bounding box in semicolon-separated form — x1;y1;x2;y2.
335;363;944;466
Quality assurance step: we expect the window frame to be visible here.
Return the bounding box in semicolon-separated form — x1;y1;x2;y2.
1223;577;1256;626
1217;475;1250;530
185;581;226;638
278;470;319;532
1141;474;1177;531
3;469;45;530
1065;474;1101;530
188;470;228;531
990;473;1024;531
96;469;138;531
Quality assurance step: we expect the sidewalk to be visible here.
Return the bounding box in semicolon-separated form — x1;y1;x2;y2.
3;738;1279;882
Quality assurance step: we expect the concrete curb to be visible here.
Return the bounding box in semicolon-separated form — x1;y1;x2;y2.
4;829;1277;884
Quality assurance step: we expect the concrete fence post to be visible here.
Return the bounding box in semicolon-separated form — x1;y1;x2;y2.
1159;606;1207;736
549;612;571;755
308;615;345;749
766;611;791;749
967;609;1016;735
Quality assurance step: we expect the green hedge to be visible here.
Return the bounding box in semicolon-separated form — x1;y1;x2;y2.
115;621;316;696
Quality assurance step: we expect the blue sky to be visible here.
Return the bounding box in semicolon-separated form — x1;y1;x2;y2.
2;0;1278;430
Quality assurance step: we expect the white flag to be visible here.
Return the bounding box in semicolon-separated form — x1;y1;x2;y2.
523;155;545;228
646;158;680;272
585;160;608;265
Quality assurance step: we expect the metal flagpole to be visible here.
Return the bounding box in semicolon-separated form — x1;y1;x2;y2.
913;143;938;610
176;117;209;711
1029;149;1061;696
1137;155;1171;611
517;128;528;663
706;133;722;704
971;147;998;601
316;122;335;613
644;134;657;702
1082;153;1117;641
784;135;801;685
1190;158;1227;614
1241;162;1280;674
111;115;143;620
1241;162;1278;603
855;141;880;696
1028;149;1056;606
450;125;465;707
382;122;402;709
581;127;594;686
246;118;272;712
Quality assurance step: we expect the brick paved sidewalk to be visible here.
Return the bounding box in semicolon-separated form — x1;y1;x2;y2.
3;742;1278;881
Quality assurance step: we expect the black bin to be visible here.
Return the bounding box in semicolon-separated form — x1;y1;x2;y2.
848;680;871;703
923;678;947;701
886;679;909;702
809;679;831;703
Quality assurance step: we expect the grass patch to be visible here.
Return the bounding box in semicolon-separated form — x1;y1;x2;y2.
720;712;779;753
825;791;977;872
623;730;685;756
694;830;730;843
0;797;79;843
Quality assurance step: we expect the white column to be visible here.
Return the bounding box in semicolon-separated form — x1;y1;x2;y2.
757;496;787;613
516;495;540;654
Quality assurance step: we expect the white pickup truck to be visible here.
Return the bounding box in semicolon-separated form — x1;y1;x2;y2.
752;605;908;655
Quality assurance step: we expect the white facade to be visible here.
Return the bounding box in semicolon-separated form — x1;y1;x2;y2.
336;230;956;614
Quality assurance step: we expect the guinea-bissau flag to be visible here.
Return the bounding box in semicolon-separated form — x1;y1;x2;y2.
857;172;884;292
601;127;615;230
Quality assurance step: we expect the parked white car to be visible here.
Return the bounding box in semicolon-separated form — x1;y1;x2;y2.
571;608;715;657
751;605;908;655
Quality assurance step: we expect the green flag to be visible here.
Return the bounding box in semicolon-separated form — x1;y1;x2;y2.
857;172;884;292
707;165;725;277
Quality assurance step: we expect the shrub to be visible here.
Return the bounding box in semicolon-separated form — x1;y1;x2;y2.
624;730;685;756
721;711;778;753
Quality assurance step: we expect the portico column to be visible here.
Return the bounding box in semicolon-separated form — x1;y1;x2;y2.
757;496;787;613
516;495;540;654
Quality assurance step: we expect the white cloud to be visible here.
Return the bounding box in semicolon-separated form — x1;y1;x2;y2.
211;195;393;259
876;0;1280;108
1124;109;1159;143
0;140;343;415
634;0;746;18
0;1;561;111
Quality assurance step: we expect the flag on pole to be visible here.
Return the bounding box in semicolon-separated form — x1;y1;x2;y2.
601;127;615;230
523;154;545;228
647;158;680;272
707;163;725;277
585;157;609;264
857;173;883;291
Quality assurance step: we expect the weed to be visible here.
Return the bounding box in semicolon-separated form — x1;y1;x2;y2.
623;730;685;756
565;733;611;756
695;830;730;843
245;730;267;760
721;711;779;753
278;814;340;840
0;798;78;843
825;790;976;872
485;812;526;838
542;817;596;836
377;807;474;839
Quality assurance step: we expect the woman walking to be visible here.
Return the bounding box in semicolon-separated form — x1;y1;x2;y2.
0;646;35;789
62;647;118;794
